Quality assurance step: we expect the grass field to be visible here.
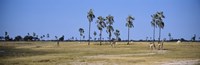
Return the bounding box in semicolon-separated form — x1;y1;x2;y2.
0;41;200;65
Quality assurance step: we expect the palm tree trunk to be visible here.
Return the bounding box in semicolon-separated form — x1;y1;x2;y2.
127;27;130;45
158;27;161;43
57;40;59;46
100;30;102;45
153;26;156;49
80;36;81;42
88;22;91;45
109;33;111;44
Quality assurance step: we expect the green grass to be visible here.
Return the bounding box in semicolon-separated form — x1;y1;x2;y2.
0;41;200;65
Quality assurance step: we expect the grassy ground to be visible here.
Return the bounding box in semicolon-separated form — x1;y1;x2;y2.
0;41;200;65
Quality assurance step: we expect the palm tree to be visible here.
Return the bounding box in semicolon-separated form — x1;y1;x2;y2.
151;14;157;49
47;33;50;40
93;31;97;41
32;32;36;41
42;35;45;40
168;33;171;41
5;31;8;37
96;16;106;45
156;12;165;43
4;31;9;41
106;15;114;44
87;9;95;45
114;29;120;40
33;32;36;37
40;36;43;40
106;25;114;43
79;28;84;43
125;15;135;45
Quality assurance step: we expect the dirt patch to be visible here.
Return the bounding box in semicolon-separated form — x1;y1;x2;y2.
160;59;200;65
85;53;156;59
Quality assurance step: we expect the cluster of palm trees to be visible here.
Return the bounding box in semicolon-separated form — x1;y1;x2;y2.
79;9;136;45
82;9;166;46
150;11;165;49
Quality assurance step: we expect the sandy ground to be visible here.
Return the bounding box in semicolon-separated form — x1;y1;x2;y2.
160;59;200;65
69;50;199;65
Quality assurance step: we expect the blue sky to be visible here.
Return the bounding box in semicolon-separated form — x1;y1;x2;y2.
0;0;200;40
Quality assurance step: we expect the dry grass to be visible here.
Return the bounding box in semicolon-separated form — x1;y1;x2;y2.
0;41;200;65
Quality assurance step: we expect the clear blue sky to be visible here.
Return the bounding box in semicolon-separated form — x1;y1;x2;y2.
0;0;200;40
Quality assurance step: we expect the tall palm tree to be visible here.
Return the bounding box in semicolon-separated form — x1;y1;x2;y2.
96;16;106;45
93;31;97;41
79;28;84;42
106;15;114;44
156;12;165;43
106;25;114;43
125;15;134;45
151;14;157;49
87;9;95;45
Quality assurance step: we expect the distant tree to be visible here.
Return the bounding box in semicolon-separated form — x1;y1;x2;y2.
87;9;95;45
42;35;45;40
93;31;97;41
168;33;171;41
0;36;4;40
47;33;50;40
96;16;106;45
55;36;58;40
14;35;23;41
40;36;43;40
4;31;9;41
125;15;135;45
191;34;196;41
5;31;8;37
71;37;74;40
24;35;33;41
27;33;30;36
83;36;85;40
59;35;64;41
114;29;120;41
47;34;49;38
79;28;84;42
146;37;148;41
106;15;115;44
32;32;36;41
33;32;36;37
